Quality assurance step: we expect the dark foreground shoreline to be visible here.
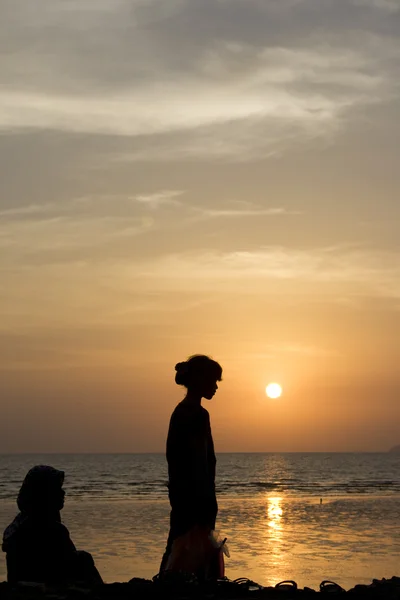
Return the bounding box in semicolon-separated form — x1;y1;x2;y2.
1;576;400;600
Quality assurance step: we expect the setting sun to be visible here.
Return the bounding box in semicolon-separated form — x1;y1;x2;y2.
266;383;282;399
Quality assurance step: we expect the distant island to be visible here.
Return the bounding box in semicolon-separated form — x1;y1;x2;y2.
389;445;400;453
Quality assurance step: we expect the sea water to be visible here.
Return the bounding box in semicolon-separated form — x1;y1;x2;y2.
1;453;400;589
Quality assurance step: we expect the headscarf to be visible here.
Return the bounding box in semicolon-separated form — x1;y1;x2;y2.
2;465;65;550
17;465;64;514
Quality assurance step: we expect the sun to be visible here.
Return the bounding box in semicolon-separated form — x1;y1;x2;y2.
266;383;282;399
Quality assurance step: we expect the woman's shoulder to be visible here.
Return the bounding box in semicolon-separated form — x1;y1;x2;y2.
173;401;209;414
171;401;190;421
200;406;210;422
170;401;208;423
23;518;71;536
2;518;71;551
52;521;71;535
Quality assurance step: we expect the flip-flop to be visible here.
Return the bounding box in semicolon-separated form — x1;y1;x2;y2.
275;580;298;590
320;580;345;592
232;577;264;590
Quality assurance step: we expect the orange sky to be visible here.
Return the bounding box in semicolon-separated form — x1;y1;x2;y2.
1;0;399;452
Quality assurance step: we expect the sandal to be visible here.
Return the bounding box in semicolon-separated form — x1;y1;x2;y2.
275;580;298;590
320;580;345;593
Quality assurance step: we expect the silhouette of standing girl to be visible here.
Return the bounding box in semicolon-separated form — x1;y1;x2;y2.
160;355;222;574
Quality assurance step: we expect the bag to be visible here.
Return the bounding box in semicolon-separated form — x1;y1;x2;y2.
166;526;229;579
209;530;230;579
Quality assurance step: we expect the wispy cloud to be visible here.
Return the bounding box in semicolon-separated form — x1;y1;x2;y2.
124;245;400;299
1;243;399;338
0;194;298;259
194;206;300;218
1;0;398;160
134;190;185;209
353;0;400;12
0;215;153;255
2;193;398;300
0;66;354;137
0;203;56;218
0;191;185;222
0;194;159;256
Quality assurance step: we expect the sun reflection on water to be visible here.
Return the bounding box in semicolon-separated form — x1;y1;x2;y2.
268;496;283;530
260;496;289;582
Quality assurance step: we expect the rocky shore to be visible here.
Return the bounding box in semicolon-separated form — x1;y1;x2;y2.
1;576;400;600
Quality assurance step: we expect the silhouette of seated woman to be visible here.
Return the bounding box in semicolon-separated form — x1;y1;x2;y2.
2;465;102;585
160;354;222;575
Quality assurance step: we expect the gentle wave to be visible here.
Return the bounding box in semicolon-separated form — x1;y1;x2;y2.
1;453;400;500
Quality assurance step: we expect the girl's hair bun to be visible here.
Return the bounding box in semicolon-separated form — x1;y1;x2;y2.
174;355;222;388
175;362;189;385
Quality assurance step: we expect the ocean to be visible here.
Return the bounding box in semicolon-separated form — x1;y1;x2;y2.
1;453;400;589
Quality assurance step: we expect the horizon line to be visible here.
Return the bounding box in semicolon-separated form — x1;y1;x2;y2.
0;450;393;455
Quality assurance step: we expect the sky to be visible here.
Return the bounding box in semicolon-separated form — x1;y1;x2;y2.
0;0;399;453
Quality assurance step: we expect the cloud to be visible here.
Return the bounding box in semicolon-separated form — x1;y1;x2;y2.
1;0;398;160
0;195;158;257
123;245;400;299
0;63;355;136
134;190;185;209
129;192;298;220
0;203;57;218
2;191;399;301
352;0;400;12
7;241;395;297
0;190;185;222
0;215;152;255
0;193;299;262
1;243;399;340
194;205;301;218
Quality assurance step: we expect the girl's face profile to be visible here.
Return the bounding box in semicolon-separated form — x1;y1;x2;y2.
201;377;219;400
